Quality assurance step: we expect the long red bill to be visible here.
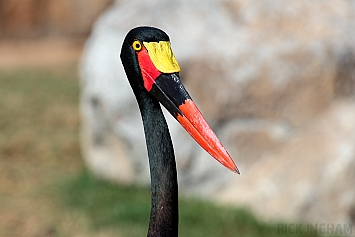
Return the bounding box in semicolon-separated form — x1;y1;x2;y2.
136;45;239;174
177;99;239;174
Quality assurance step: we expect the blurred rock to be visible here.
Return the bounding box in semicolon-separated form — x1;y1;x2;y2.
80;0;355;225
218;100;355;225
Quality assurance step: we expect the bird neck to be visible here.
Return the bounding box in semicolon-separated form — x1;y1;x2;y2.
137;91;179;237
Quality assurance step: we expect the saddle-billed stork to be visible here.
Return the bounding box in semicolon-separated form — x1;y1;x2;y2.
120;26;239;237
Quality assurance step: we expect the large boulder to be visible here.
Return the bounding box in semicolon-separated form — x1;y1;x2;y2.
80;0;355;225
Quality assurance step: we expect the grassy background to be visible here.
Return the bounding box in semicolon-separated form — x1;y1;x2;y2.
0;66;336;236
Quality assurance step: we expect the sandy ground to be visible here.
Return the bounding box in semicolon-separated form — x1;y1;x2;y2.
0;38;84;69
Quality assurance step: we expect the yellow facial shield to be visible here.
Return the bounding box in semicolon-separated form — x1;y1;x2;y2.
143;41;181;73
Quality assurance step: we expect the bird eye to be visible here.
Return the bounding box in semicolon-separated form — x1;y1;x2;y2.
132;40;142;51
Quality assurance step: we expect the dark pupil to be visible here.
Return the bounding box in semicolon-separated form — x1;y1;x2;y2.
135;43;140;49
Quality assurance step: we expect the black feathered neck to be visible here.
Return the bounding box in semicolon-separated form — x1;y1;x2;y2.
120;26;179;237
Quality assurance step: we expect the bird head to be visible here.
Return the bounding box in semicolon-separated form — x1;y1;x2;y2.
121;26;239;174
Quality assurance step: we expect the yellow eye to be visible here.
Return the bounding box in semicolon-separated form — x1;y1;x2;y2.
132;40;142;51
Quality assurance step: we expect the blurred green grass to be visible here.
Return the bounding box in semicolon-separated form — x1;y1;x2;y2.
0;67;336;237
0;67;80;168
